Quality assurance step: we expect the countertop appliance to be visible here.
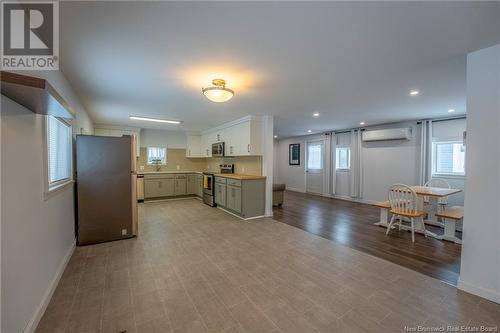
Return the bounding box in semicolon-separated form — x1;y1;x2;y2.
202;172;216;207
76;135;138;245
220;164;235;174
212;142;225;157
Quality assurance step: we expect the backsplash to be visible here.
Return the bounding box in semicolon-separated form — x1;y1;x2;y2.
137;147;262;175
137;148;206;172
205;156;262;175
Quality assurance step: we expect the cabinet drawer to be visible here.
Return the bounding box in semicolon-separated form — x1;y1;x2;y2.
175;174;187;179
227;179;241;187
144;173;175;179
215;176;227;184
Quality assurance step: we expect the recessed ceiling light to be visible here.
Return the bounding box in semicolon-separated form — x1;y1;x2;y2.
129;116;182;124
409;90;420;96
307;130;312;133
360;122;365;125
274;135;278;139
313;112;320;118
448;109;455;113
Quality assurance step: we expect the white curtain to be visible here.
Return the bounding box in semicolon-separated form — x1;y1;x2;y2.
419;120;433;185
350;129;363;198
330;132;336;195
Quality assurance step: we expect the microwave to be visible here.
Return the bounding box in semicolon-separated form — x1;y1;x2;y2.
212;142;225;157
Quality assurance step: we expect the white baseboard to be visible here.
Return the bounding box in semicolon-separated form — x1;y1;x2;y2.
24;242;76;333
457;278;500;304
285;187;306;193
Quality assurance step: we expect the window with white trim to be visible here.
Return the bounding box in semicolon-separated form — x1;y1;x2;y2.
432;141;465;176
335;147;351;170
307;143;323;170
47;116;73;190
147;147;167;165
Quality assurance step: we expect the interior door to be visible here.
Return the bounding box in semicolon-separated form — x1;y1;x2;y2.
306;140;325;194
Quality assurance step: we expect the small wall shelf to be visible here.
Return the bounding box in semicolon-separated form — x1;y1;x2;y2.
1;71;75;119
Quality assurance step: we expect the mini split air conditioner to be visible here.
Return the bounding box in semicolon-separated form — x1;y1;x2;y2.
362;128;412;142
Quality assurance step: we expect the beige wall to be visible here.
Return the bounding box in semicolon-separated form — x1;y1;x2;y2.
137;148;262;175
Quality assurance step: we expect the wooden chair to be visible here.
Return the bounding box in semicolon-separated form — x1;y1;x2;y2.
386;184;426;242
424;178;451;211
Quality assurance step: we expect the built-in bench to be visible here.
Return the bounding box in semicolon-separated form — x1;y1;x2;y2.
373;201;391;227
435;206;464;244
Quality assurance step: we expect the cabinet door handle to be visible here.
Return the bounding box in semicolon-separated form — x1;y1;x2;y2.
247;144;250;153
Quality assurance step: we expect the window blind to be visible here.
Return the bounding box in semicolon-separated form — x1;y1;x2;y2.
48;116;72;185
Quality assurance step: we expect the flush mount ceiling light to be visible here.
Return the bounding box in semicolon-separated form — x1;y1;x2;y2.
129;116;182;124
202;79;234;103
313;112;320;118
409;90;420;96
448;109;456;113
360;122;365;125
307;130;312;133
274;135;278;139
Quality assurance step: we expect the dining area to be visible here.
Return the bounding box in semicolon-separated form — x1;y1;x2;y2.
374;179;464;244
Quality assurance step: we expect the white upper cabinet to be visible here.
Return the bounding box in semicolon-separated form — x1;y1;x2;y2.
221;118;262;156
186;135;203;158
201;133;212;157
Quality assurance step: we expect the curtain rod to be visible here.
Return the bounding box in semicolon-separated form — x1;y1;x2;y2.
330;115;466;134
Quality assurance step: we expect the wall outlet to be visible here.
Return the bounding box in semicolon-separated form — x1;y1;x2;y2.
176;165;180;170
139;165;144;171
242;167;245;173
122;229;127;236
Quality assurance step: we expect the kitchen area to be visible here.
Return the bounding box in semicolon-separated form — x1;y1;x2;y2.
88;115;268;243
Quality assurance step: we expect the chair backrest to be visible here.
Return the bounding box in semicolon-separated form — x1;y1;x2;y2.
424;178;451;203
424;178;451;189
388;184;418;214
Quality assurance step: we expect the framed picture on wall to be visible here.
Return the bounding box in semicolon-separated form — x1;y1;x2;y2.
289;143;300;165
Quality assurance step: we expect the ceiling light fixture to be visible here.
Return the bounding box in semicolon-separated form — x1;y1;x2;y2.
202;79;234;103
274;135;278;139
129;116;182;124
360;122;365;125
307;130;312;133
409;90;420;96
313;112;320;118
448;109;455;113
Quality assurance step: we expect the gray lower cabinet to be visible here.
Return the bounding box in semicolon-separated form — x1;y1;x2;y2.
187;175;197;195
144;178;174;198
214;182;226;206
144;173;202;199
175;177;187;195
196;175;203;197
215;176;265;218
226;185;242;213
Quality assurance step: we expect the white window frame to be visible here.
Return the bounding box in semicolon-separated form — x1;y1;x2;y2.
335;147;351;171
43;116;74;199
147;146;167;165
431;140;466;177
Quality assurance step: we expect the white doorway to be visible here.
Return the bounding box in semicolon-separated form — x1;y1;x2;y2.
306;140;325;194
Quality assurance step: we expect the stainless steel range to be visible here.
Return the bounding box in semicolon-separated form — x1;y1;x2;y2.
202;172;215;206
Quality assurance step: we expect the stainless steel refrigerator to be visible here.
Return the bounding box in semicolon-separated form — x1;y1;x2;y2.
76;135;138;245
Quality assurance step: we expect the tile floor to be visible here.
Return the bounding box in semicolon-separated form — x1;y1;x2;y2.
36;199;500;333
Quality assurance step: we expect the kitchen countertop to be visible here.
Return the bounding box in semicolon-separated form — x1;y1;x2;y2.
213;173;266;180
138;171;204;175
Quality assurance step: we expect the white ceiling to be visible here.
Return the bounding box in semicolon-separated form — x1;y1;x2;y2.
60;1;500;137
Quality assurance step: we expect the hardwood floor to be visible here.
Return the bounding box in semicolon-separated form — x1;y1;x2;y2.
272;190;462;285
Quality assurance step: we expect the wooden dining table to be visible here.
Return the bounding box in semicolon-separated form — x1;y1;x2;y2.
408;186;463;238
